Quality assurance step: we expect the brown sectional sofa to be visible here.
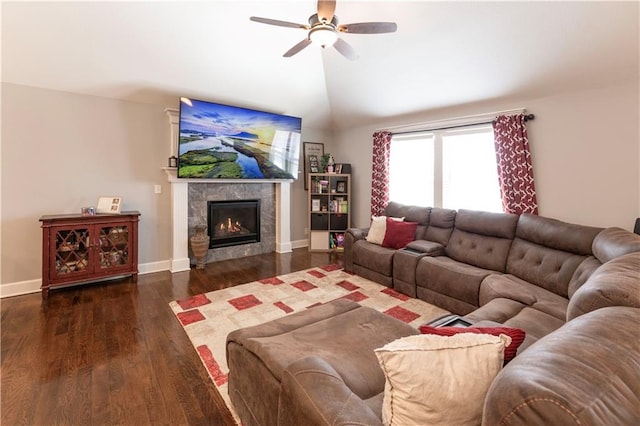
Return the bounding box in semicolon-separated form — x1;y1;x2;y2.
345;202;640;351
226;202;640;425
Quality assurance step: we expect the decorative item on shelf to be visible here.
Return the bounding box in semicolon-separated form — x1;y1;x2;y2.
303;142;324;190
320;153;331;173
327;155;335;173
81;206;96;216
97;196;122;214
190;225;210;269
339;163;351;174
168;155;178;168
336;181;346;193
309;155;320;173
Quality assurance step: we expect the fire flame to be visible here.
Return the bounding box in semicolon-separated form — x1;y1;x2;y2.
218;217;242;233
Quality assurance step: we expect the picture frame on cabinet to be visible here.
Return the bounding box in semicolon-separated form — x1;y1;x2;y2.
336;181;346;193
97;196;122;214
303;142;324;190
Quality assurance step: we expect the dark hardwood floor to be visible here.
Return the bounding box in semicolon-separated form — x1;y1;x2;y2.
1;248;340;425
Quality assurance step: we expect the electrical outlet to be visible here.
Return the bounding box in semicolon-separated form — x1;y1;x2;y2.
154;184;162;194
304;227;309;235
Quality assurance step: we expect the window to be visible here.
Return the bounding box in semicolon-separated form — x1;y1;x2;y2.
389;125;503;213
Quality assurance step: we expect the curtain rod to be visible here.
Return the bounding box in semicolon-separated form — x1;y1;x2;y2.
391;113;535;136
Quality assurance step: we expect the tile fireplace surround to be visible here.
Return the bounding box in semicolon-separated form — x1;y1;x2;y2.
163;107;292;272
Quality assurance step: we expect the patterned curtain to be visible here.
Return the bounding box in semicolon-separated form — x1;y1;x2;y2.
370;131;392;217
492;114;538;214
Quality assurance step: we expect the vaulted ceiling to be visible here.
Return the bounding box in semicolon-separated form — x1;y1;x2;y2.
2;1;638;130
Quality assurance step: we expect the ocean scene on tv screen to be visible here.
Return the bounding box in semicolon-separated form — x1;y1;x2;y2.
178;98;301;179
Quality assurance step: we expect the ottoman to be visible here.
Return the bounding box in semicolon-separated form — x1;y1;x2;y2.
225;299;418;426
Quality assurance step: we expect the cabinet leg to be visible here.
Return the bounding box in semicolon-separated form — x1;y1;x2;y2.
132;273;138;283
41;288;49;299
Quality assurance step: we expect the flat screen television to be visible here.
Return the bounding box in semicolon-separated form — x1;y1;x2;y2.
178;98;301;179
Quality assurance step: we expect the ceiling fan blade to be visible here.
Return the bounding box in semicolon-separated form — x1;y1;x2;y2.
250;16;309;29
317;0;336;22
334;38;358;61
283;38;312;57
339;22;398;34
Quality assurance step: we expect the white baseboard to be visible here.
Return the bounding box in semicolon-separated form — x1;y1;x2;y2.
0;278;42;298
275;241;293;253
170;258;191;273
291;239;308;249
1;247;311;298
0;259;173;299
139;260;171;275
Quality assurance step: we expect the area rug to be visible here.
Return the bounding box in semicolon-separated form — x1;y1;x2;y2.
169;265;448;424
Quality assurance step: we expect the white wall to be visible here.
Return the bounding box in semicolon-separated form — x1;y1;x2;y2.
1;83;172;289
292;129;327;247
1;83;328;293
330;81;639;231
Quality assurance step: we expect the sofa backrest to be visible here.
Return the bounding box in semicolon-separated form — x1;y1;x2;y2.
424;207;456;245
567;252;640;321
506;214;602;298
592;227;640;263
445;209;519;272
384;201;431;240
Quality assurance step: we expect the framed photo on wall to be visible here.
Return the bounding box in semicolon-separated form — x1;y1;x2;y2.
303;142;324;190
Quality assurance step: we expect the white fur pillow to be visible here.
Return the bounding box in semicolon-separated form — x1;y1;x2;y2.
366;216;404;245
375;333;511;426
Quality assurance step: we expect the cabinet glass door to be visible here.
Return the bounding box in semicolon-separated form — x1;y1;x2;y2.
51;226;92;278
97;224;131;270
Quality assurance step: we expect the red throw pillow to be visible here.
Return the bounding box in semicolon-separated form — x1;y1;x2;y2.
418;325;526;362
381;218;418;249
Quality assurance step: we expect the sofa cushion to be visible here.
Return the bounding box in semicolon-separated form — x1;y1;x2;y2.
279;356;384;426
501;307;566;352
568;256;602;298
416;256;494;308
454;209;519;239
592;227;640;263
418;325;526;362
507;238;587;298
483;306;640;426
366;216;389;244
424;207;456;245
353;240;396;277
464;297;529;325
516;213;601;255
385;202;431;240
480;274;569;321
445;209;518;272
375;333;510;426
382;219;418;249
567;252;640;321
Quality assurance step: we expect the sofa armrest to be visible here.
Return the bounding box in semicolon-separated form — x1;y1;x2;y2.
405;239;445;256
278;356;383;426
344;227;369;272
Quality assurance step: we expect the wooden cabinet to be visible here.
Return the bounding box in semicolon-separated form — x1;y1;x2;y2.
308;173;351;252
40;211;140;298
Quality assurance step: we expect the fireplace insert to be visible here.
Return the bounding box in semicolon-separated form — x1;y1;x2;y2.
207;200;261;249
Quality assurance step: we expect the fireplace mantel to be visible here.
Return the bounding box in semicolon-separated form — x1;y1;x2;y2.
162;168;293;273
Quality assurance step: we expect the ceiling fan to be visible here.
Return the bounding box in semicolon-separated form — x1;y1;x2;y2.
250;0;397;60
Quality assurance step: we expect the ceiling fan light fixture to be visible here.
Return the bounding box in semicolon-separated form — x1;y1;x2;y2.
309;26;338;48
